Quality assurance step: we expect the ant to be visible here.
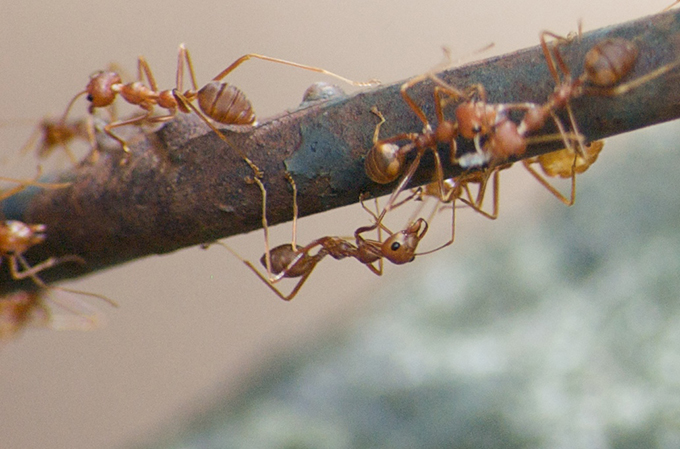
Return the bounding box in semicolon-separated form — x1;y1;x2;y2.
0;288;104;340
514;30;680;204
17;117;93;165
523;140;604;206
428;28;680;171
211;173;428;301
62;45;378;176
1;117;91;165
0;220;117;307
520;31;680;154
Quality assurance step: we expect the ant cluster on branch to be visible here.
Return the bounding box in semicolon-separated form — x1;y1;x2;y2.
1;21;679;337
217;32;679;301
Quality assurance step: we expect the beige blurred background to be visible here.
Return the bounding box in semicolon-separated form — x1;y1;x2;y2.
0;1;673;448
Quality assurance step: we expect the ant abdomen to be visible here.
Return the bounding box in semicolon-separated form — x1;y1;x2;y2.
260;244;313;278
197;81;256;125
583;38;639;87
364;142;405;184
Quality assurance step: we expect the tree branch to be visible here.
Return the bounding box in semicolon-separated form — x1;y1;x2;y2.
2;9;680;292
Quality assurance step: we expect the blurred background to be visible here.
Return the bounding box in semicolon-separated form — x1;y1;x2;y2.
1;1;679;448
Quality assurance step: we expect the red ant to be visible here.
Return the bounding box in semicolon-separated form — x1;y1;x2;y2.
0;220;117;307
523;140;604;206
211;173;428;301
62;45;378;175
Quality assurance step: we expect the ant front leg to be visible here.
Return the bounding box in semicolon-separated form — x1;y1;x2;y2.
8;253;84;281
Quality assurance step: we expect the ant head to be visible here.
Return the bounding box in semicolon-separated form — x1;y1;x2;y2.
364;142;406;184
381;218;428;265
456;102;493;140
1;221;46;254
85;71;122;108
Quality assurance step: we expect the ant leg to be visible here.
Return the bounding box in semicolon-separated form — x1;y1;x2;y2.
284;172;298;251
458;168;500;219
416;192;456;255
14;255;118;307
103;111;154;153
137;57;160;92
211;53;380;87
400;73;434;127
523;154;576;206
173;90;263;178
210;241;317;301
369;106;386;144
359;193;394;235
540;30;575;84
247;176;272;276
0;171;70;202
9;254;85;280
177;44;200;93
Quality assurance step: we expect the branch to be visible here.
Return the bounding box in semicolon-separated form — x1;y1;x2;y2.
2;9;680;293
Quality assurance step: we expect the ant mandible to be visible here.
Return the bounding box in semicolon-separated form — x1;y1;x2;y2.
62;45;379;176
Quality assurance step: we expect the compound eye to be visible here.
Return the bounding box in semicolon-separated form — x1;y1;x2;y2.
390;242;401;252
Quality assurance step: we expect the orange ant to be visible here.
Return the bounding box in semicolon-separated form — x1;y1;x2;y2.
0;220;117;307
211;173;428;301
17;117;93;165
427;29;680;171
1;116;91;165
62;45;378;175
364;78;534;231
523;140;604;206
0;288;103;340
515;31;679;204
520;32;680;155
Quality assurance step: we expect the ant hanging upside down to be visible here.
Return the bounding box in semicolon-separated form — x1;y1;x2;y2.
207;173;428;301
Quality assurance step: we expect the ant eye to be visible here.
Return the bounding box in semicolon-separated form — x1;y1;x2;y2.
390;242;401;251
86;94;94;102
